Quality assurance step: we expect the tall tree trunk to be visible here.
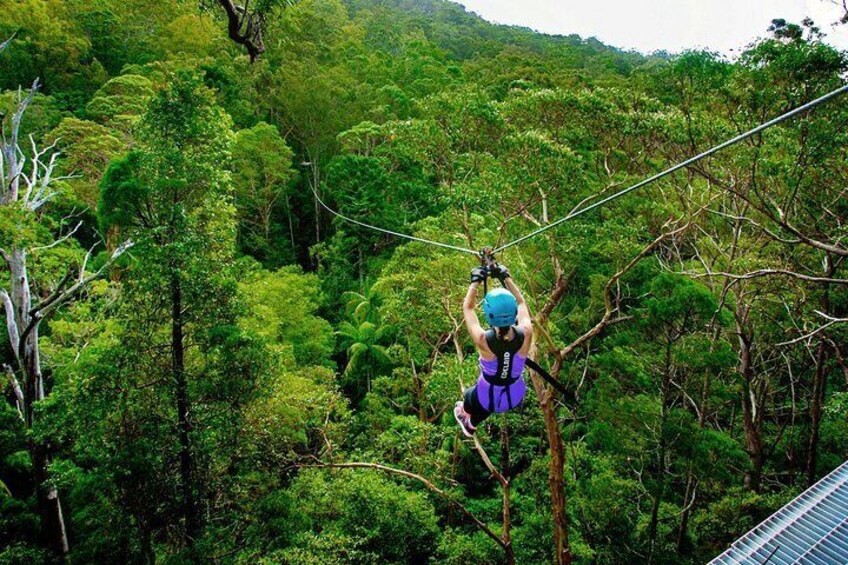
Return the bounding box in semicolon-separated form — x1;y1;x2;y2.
676;473;695;555
30;440;70;557
806;258;833;486
172;273;197;543
530;272;572;565
26;331;70;557
806;340;830;487
528;369;570;565
737;314;763;493
648;341;672;564
13;253;71;559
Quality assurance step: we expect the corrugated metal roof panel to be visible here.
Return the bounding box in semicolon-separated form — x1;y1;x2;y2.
710;460;848;565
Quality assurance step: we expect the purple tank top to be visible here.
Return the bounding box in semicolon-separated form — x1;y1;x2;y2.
479;354;527;380
475;333;527;413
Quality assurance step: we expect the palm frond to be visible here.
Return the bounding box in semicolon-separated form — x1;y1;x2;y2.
370;344;392;366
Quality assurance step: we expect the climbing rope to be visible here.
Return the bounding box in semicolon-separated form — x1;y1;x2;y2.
311;83;848;260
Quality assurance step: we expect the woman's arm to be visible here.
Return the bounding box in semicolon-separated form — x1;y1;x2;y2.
503;276;532;332
463;281;486;346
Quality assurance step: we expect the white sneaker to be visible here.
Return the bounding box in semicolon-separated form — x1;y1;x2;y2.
453;401;476;437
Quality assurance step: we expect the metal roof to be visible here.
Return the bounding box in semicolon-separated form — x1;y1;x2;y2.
710;460;848;565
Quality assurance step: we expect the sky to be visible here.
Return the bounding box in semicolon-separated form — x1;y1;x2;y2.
449;0;848;56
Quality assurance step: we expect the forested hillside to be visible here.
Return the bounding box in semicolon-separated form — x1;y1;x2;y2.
1;1;846;563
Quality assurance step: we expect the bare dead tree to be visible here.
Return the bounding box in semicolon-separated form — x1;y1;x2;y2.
1;77;131;559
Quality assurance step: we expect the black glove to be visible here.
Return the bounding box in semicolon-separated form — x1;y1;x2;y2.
489;264;510;282
470;267;488;284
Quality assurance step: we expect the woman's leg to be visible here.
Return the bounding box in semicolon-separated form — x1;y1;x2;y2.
463;385;491;427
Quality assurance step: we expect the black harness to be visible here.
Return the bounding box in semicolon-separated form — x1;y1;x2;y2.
482;326;525;411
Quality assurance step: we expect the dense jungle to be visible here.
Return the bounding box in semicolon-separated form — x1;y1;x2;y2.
1;0;847;563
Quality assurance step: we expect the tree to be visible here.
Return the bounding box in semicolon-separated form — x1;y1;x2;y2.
638;273;721;562
336;307;393;395
85;74;154;134
1;73;129;560
230;122;297;264
44;117;124;207
99;73;236;546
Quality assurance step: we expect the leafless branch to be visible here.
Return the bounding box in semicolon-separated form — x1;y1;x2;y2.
297;462;508;550
777;311;848;346
693;269;848;285
2;364;24;421
30;222;82;253
37;239;133;321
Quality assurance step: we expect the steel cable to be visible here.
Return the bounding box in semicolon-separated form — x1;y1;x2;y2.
308;83;848;259
309;183;479;255
493;82;848;254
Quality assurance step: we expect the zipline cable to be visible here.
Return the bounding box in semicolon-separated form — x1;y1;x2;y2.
309;183;479;255
310;83;848;259
493;82;848;254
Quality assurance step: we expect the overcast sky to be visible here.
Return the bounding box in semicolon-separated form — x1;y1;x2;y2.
449;0;848;56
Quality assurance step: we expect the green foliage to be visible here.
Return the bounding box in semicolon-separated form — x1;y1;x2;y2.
239;264;335;366
231;121;298;265
692;488;795;559
243;366;348;466
3;2;848;563
283;469;440;564
46;117;124;206
98;151;147;233
0;0;107;107
85;74;154;133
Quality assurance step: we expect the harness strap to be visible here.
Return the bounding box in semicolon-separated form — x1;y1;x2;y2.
483;327;524;387
525;358;574;403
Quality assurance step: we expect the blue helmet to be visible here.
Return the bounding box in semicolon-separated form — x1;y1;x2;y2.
483;288;518;328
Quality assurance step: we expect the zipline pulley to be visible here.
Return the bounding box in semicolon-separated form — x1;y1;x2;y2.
478;247;497;294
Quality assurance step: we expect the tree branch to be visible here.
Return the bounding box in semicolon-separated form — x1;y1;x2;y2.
0;289;20;362
0;33;15;55
2;364;24;421
30;222;82;253
777;311;848;347
30;270;73;316
559;221;692;360
36;239;133;322
693;269;848;285
216;0;265;62
472;435;509;489
297;462;507;550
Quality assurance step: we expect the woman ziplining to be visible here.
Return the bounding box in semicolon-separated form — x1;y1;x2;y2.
453;262;533;436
